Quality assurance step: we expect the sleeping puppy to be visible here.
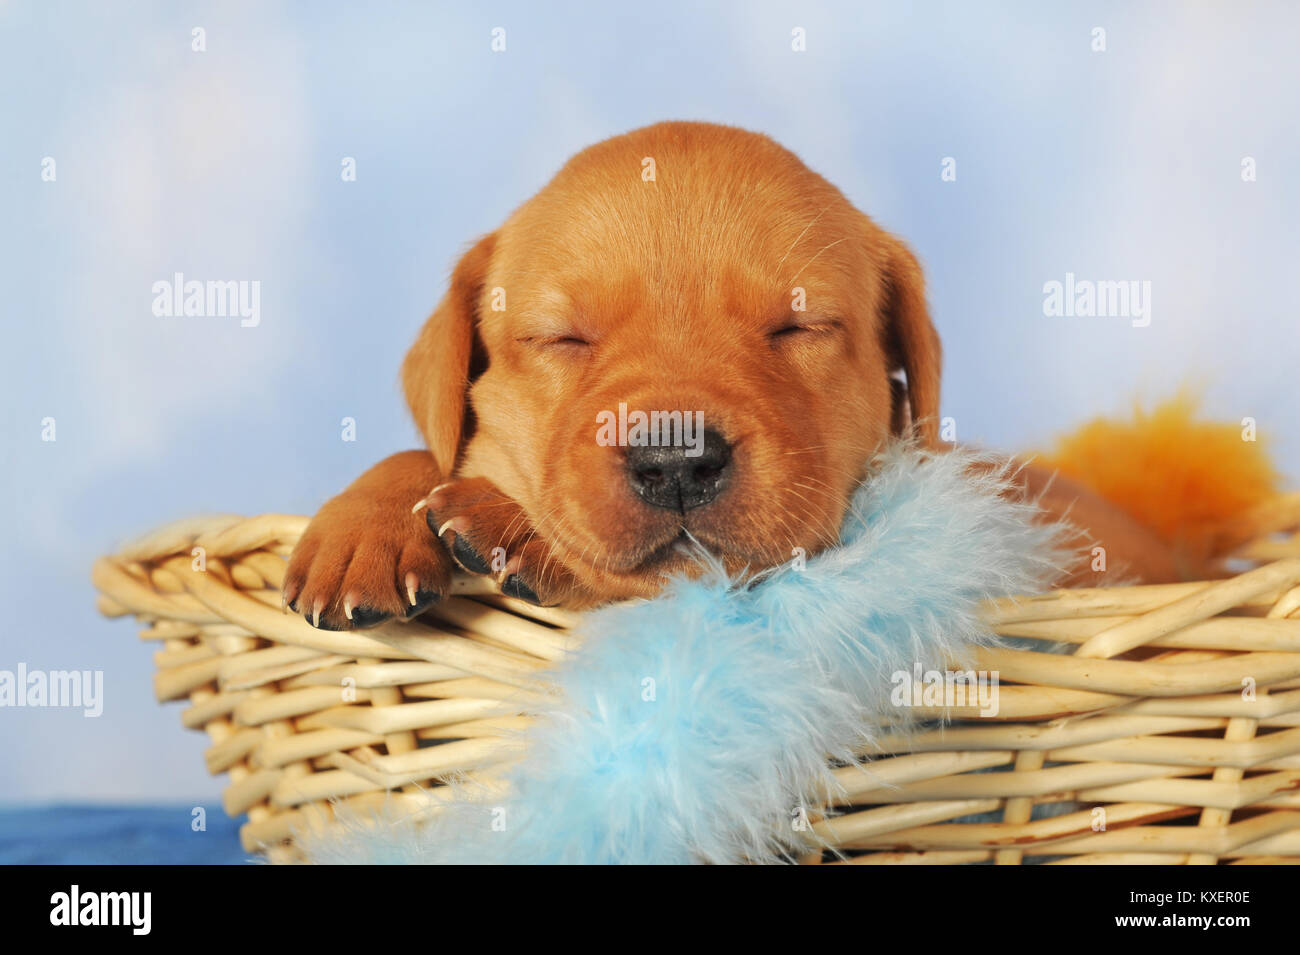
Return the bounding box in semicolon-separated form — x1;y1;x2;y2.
282;121;1181;629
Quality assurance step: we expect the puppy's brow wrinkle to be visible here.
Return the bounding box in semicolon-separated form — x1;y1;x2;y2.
786;235;850;287
772;201;835;278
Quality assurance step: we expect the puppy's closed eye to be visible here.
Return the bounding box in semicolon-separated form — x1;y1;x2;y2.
767;318;842;345
516;333;594;356
546;335;593;349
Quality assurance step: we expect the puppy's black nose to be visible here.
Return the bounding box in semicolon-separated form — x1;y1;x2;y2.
626;428;732;511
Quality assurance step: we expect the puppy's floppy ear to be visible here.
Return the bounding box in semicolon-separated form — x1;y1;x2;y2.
402;232;496;478
880;236;942;447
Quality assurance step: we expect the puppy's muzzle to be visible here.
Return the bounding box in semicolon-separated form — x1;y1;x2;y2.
626;427;732;511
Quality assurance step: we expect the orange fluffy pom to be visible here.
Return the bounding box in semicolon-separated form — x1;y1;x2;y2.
1035;395;1280;556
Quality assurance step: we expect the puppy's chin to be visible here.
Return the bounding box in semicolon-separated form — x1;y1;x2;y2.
542;508;841;601
620;529;765;576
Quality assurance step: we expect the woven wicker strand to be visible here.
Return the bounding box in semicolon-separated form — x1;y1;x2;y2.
93;492;1300;864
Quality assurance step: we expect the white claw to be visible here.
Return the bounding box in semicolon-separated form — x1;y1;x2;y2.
344;598;354;621
311;601;322;629
406;575;419;607
437;519;456;537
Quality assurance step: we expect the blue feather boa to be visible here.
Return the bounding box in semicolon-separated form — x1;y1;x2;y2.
303;445;1070;864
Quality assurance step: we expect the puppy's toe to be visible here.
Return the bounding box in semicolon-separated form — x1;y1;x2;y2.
284;533;353;630
425;477;583;607
500;573;543;606
284;494;452;631
494;538;583;607
424;477;516;577
449;532;495;575
397;539;450;620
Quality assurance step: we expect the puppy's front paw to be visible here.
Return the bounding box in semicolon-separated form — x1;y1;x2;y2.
424;477;582;607
283;492;452;630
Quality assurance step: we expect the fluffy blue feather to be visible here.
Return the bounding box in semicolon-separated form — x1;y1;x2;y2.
302;444;1072;864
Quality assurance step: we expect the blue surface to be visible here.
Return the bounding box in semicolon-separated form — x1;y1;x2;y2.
0;806;254;865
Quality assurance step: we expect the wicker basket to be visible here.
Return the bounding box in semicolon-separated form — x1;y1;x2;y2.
93;493;1300;865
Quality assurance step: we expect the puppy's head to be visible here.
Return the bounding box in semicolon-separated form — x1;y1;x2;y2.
405;122;941;602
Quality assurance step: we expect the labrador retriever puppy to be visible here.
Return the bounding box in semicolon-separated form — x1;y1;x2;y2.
282;121;1181;629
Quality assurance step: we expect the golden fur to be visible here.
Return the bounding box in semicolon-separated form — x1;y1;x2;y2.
283;122;1181;628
